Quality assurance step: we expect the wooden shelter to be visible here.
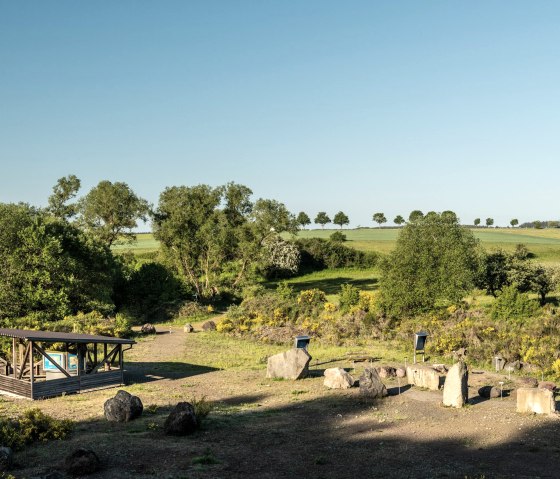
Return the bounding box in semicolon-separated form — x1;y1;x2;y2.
0;328;135;399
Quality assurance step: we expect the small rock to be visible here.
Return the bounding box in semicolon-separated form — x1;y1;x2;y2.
104;390;143;422
359;368;388;399
504;360;521;372
324;368;354;389
164;402;198;435
184;323;194;333
202;320;217;331
395;367;406;378
518;377;538;388
0;447;13;472
64;448;101;476
140;323;156;334
479;385;501;399
376;366;396;379
538;381;557;392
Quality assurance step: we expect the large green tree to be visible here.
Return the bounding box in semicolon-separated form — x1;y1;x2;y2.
372;212;387;228
78;181;150;247
380;211;481;316
296;211;311;230
333;211;349;229
47;175;81;220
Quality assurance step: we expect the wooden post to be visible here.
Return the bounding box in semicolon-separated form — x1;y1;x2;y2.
104;344;108;371
94;343;98;370
77;344;83;377
119;344;123;384
29;341;34;399
12;338;17;378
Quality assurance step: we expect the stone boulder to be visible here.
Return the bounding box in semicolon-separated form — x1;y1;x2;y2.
0;447;13;472
518;377;538;388
432;364;448;374
184;323;194;333
104;390;143;422
64;449;101;476
406;365;442;391
442;362;468;408
266;348;311;380
376;366;396;379
140;323;156;334
359;368;388;399
164;402;198;436
478;386;501;399
395;367;406;378
202;320;217;331
504;360;521;372
517;387;556;415
538;381;557;392
324;368;354;389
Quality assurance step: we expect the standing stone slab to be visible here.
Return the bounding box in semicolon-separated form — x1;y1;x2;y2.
406;365;441;391
266;348;311;380
359;368;388;399
442;362;468;408
517;387;556;415
324;368;354;389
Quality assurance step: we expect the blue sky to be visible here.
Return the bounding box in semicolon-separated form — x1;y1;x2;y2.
1;1;559;227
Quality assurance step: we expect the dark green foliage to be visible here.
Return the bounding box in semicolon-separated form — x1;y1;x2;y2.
408;210;424;223
393;215;405;225
372;212;386;227
0;409;73;450
47;174;81;220
314;212;331;229
380;211;481;316
0;204;117;321
120;262;189;324
339;284;359;312
296;211;311;229
490;285;540;321
477;249;512;297
329;231;347;242
333;211;349;229
296;238;377;271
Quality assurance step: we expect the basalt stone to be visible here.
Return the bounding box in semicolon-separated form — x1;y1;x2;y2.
359;368;388;399
202;320;217;331
479;385;501;399
64;448;101;476
104;390;143;422
140;323;157;334
164;402;198;436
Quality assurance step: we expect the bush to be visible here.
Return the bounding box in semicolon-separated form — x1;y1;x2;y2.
296;238;377;271
490;285;540;322
0;409;72;450
329;231;347;242
339;284;360;312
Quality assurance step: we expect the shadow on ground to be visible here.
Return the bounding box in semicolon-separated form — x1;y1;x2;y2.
126;361;219;383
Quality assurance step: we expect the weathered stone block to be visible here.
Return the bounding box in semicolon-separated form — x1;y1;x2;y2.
517;387;556;415
406;365;441;391
324;368;354;389
442;362;468;408
359;368;388;398
266;348;311;380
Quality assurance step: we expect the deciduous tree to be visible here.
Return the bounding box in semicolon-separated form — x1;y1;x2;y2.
314;212;331;229
510;218;519;227
394;215;405;226
47;175;81;220
486;217;494;227
333;211;349;229
372;212;387;228
296;212;311;230
474;218;481;227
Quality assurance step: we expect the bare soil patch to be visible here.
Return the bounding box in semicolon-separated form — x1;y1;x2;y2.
3;326;560;479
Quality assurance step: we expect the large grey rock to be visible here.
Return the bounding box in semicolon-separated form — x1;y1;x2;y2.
442;362;468;408
266;348;311;380
517;387;556;415
64;448;101;476
359;368;388;399
202;320;216;331
0;447;13;472
479;386;501;399
406;365;442;391
324;368;354;389
164;402;198;436
104;390;143;422
395;367;406;378
184;323;194;333
140;323;156;334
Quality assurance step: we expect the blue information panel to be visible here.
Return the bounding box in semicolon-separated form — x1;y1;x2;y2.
43;353;78;371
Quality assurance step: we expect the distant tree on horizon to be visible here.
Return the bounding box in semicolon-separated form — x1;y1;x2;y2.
474;218;481;227
394;215;405;226
486;217;494;228
314;212;331;229
333;211;350;229
408;210;424;223
510;218;519;228
296;211;311;230
372;212;387;228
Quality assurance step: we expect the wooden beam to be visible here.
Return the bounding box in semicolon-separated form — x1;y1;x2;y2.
33;343;71;378
90;344;119;374
18;342;31;380
12;338;16;379
29;341;34;397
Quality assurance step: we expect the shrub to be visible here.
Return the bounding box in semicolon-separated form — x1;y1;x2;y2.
329;231;347;242
490;285;540;322
339;284;360;312
296;238;377;271
0;409;72;450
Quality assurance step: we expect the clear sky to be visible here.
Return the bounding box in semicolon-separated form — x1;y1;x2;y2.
1;1;559;227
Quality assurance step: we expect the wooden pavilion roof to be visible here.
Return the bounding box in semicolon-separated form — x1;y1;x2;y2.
0;328;135;345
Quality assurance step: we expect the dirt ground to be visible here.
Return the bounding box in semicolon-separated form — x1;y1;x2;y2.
4;325;560;479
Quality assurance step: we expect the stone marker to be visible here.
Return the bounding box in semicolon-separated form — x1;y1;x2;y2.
376;366;396;379
395;367;406;378
517;387;556;415
324;368;354;389
202;320;217;331
0;447;13;472
266;348;311;380
359;368;388;399
184;323;194;333
104;390;143;422
442;362;468;408
406;365;442;391
478;385;501;399
518;377;538;388
64;449;101;476
164;402;198;435
140;323;156;334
